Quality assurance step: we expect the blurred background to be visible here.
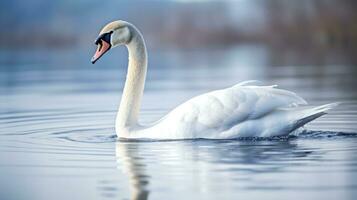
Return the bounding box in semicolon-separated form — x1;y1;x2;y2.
1;0;357;65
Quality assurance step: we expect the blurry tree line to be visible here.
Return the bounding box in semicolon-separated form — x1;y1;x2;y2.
0;0;356;51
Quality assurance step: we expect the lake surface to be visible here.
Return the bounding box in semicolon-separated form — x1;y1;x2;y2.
0;46;357;200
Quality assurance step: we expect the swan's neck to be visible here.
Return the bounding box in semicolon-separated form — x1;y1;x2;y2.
116;29;147;133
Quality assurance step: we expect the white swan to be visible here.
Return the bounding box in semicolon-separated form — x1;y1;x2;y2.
91;20;338;139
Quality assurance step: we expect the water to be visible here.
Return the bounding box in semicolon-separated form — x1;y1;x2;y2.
1;46;357;200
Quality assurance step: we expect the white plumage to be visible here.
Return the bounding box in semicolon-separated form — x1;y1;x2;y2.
92;20;338;140
133;82;337;139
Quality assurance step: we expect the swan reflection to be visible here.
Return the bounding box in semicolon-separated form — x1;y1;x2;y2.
114;139;317;199
115;142;150;200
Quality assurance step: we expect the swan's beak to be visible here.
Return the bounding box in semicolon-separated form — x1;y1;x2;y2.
91;40;111;64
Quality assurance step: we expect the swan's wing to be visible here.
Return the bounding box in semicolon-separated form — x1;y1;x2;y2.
155;81;307;138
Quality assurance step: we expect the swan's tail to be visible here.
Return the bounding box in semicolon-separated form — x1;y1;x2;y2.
292;102;340;130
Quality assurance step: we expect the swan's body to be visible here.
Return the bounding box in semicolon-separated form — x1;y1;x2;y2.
92;20;338;139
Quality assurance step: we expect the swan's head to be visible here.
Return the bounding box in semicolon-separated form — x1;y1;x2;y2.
91;20;132;64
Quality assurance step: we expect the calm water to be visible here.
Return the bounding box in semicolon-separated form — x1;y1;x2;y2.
1;46;357;200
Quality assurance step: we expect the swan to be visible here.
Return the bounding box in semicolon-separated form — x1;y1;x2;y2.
91;20;338;139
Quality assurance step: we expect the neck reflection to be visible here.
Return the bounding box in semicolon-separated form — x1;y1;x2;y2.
116;141;150;200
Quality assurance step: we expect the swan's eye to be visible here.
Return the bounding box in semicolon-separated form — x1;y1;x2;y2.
95;38;102;45
95;31;113;46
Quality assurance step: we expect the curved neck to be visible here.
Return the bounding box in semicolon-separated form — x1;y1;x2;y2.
116;28;147;131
